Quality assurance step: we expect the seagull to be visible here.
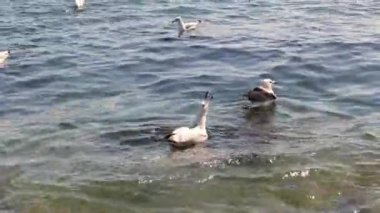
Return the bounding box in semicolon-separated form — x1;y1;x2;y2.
165;91;213;149
246;79;277;103
172;16;202;38
0;50;10;64
75;0;85;10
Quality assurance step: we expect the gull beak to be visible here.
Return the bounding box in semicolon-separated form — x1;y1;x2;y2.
204;91;213;101
272;81;277;84
204;91;209;99
172;19;177;23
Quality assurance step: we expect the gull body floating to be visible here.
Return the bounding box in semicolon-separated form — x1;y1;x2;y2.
165;91;213;149
246;79;277;103
172;16;202;38
0;50;10;64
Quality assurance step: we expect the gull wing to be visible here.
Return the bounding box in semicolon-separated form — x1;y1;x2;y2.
247;87;276;102
164;127;191;142
165;127;199;149
184;22;199;31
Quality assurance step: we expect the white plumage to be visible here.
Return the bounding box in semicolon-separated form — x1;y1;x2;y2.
257;79;276;95
165;91;213;149
75;0;85;10
0;50;10;64
172;16;202;38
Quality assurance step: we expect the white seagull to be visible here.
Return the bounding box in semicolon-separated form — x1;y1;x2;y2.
246;79;277;102
172;16;202;38
165;91;213;149
75;0;85;10
0;50;10;64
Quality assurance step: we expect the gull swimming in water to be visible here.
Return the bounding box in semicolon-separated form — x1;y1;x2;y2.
165;91;213;149
246;79;277;103
0;50;10;64
172;16;202;38
75;0;85;10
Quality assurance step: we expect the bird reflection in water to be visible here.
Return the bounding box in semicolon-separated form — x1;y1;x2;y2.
244;102;276;128
168;143;219;165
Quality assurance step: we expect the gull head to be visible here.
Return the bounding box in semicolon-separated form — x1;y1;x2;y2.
2;50;10;57
172;16;182;23
260;78;276;91
201;91;213;110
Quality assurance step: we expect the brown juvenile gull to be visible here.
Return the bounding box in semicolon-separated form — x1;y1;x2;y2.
246;79;277;102
165;91;213;149
172;16;202;38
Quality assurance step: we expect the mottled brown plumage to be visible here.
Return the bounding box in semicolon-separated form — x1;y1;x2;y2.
246;79;277;103
247;87;276;102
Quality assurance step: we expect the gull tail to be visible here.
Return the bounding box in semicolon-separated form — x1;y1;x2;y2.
164;133;174;140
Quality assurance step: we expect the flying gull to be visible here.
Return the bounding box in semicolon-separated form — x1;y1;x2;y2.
246;79;277;103
165;91;213;149
172;16;202;38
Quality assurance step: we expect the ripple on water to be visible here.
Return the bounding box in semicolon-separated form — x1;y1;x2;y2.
152;5;214;15
58;122;78;130
139;75;223;95
100;127;156;147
